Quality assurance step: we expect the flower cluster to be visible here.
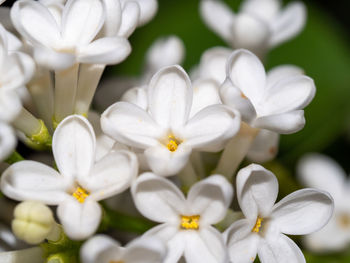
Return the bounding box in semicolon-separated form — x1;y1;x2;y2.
0;0;338;262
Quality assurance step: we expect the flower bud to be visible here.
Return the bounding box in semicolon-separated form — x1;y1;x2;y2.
12;201;55;244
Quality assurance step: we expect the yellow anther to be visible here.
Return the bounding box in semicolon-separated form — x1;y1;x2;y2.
252;217;263;233
240;92;248;99
166;135;181;152
72;187;89;203
180;215;200;230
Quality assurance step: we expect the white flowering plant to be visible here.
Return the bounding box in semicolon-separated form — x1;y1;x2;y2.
0;0;349;263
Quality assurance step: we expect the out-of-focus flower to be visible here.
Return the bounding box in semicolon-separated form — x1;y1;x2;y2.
132;173;233;263
101;65;240;176
11;0;132;70
200;0;306;58
81;235;166;263
298;153;350;252
224;164;333;263
1;115;137;240
121;0;158;26
221;49;314;134
94;35;185;112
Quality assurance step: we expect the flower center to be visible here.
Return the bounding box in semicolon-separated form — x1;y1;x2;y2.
72;186;89;203
166;135;181;152
180;215;200;230
240;92;248;99
337;213;350;229
252;217;263;233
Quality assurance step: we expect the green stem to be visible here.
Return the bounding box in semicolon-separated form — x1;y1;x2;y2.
100;204;156;234
5;151;25;165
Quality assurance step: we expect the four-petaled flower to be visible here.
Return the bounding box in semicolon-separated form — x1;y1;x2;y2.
224;164;334;263
132;173;233;263
1;115;137;240
101;65;241;176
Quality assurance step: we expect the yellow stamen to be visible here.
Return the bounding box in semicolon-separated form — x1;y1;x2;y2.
167;135;181;152
72;187;89;203
180;215;200;230
252;217;263;233
240;92;248;99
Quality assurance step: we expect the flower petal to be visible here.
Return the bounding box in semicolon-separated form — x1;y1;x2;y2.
303;214;350;252
224;219;258;263
53;115;96;180
121;86;148;110
118;1;140;38
187;175;233;225
148;65;192;130
263;76;316;115
57;197;102;240
258;234;305;263
33;46;75;70
0;123;16;161
83;150;137;201
219;78;256;123
190;79;221;117
0;90;22;123
99;0;122;37
144;224;184;263
197;47;232;84
131;173;186;223
121;0;158;26
61;0;104;45
124;237;166;263
183;104;240;152
271;188;334;235
253;110;305;134
145;36;185;73
144;144;192;177
200;0;234;43
231;14;270;57
240;0;280;23
236;164;278;219
101;101;162;149
80;235;119;263
246;129;279;163
266;65;303;89
11;0;60;47
269;2;306;48
183;227;228;263
1;161;68;205
227;49;266;106
78;37;131;65
297;153;346;203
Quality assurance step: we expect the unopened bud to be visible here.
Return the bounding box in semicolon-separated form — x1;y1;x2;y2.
12;201;55;244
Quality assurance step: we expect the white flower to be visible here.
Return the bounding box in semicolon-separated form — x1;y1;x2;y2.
1;115;137;240
298;153;350;252
0;122;16;162
101;65;240;176
81;235;166;263
224;164;334;263
200;0;306;57
121;0;158;26
221;49;315;134
0;0;5;5
11;0;131;70
132;173;233;263
246;129;279;163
